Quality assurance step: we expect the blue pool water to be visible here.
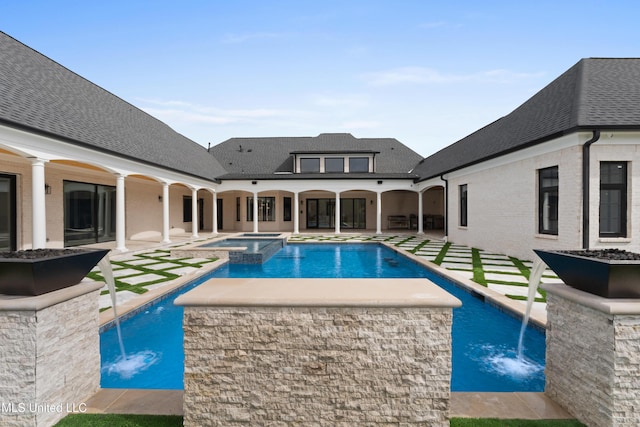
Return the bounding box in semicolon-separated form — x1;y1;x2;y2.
100;243;545;392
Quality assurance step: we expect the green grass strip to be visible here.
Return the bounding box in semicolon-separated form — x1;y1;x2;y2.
408;239;430;254
432;241;452;265
54;415;584;427
450;418;585;427
471;247;487;286
54;414;182;426
392;235;415;246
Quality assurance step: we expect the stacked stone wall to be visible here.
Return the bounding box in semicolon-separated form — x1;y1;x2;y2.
0;288;100;427
183;306;453;426
545;292;640;426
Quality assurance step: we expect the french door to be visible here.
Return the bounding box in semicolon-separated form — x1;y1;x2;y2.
64;181;116;246
306;198;366;229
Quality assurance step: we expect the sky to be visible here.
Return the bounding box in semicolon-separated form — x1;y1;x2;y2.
2;1;640;157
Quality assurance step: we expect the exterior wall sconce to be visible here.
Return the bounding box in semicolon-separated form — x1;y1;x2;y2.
251;181;257;185
377;180;383;185
44;183;51;195
158;195;163;202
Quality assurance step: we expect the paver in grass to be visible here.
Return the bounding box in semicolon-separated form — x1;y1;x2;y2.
142;262;186;271
117;273;168;285
178;257;217;265
484;272;529;284
483;265;524;274
125;258;164;266
111;268;144;278
165;266;202;275
440;261;474;270
489;283;543;299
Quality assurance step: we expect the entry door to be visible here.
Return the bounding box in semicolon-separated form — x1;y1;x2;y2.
306;199;318;228
0;174;16;251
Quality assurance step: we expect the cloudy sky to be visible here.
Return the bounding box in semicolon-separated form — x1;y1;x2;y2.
2;1;639;156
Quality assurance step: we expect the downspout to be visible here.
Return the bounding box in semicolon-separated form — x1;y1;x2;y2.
582;129;601;249
440;173;448;239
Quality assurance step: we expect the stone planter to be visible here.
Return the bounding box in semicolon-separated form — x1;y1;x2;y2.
0;248;109;296
534;249;640;298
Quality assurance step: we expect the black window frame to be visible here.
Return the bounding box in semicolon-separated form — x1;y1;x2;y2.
459;184;468;227
538;166;559;235
599;161;628;238
283;196;292;221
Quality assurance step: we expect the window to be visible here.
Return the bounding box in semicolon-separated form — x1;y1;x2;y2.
538;166;559;235
283;197;292;221
300;158;320;173
459;184;468;227
236;197;240;221
247;197;276;221
325;157;344;173
349;157;369;173
600;162;627;237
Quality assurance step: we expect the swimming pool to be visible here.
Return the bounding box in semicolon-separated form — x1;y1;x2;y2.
100;243;545;391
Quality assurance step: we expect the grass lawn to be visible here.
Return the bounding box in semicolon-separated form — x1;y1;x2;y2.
54;414;585;426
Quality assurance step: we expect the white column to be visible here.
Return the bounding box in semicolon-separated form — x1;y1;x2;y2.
293;192;300;234
417;190;424;234
376;191;382;234
334;192;341;234
162;182;171;243
30;158;47;249
192;188;199;238
115;174;128;252
212;191;218;235
253;192;259;233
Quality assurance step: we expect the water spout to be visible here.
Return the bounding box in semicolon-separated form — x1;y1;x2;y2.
97;257;127;361
517;257;547;359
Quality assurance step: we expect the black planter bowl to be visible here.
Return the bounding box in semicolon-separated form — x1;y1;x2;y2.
534;249;640;299
0;248;109;296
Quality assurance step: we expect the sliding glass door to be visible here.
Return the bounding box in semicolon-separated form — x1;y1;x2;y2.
0;174;16;251
64;181;116;246
306;198;365;229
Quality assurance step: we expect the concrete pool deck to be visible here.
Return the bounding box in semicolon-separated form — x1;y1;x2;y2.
83;232;574;421
83;389;575;420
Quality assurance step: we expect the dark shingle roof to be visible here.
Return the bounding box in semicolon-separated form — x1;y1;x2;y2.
413;58;640;181
210;133;423;179
0;32;226;181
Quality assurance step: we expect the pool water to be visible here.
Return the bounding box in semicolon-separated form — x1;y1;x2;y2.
100;243;545;391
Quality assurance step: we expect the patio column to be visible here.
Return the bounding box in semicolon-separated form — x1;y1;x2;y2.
417;190;424;234
253;192;259;233
30;158;47;249
376;191;382;234
192;188;199;238
212;191;218;235
115;174;128;252
293;191;300;234
334;191;341;234
162;182;171;244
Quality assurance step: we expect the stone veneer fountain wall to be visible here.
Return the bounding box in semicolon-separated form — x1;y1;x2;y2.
0;282;102;427
542;282;640;427
176;278;461;426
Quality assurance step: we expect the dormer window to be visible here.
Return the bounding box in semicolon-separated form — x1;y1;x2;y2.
325;157;344;173
293;151;376;173
300;158;320;173
349;157;369;173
